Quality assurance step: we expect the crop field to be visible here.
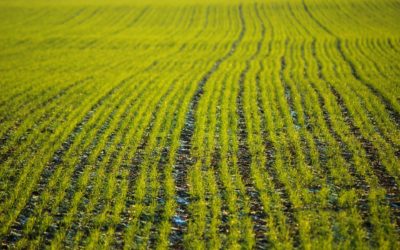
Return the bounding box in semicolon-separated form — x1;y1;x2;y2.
0;0;399;249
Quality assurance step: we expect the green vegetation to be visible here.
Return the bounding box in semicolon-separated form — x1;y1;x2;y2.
0;0;399;248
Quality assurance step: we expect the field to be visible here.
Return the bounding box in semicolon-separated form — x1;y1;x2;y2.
0;0;399;248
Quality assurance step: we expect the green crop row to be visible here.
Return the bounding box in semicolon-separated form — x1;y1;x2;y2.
0;0;398;249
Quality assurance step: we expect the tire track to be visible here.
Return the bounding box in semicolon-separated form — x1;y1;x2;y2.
170;4;246;248
0;77;92;160
335;39;400;125
3;75;136;245
303;0;400;209
307;40;372;230
310;40;400;232
235;4;273;248
114;70;194;249
301;0;400;125
111;7;149;35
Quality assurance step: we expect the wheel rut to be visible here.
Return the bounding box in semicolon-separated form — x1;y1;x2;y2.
170;4;246;248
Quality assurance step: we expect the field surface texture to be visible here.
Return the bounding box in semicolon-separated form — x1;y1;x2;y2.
0;0;399;249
